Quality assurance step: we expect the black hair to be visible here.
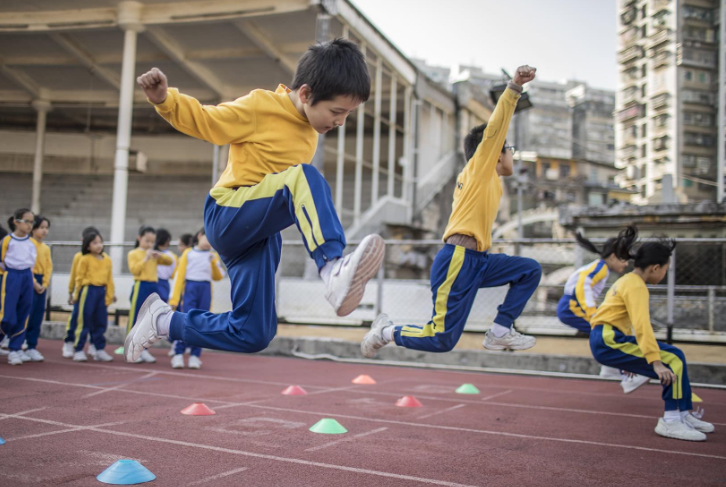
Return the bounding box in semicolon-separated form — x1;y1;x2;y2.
32;215;51;232
155;228;172;250
8;208;32;232
291;38;370;105
82;231;102;255
463;124;510;162
609;225;676;270
134;225;155;248
179;233;193;248
82;226;100;238
0;225;7;241
191;227;206;247
575;226;637;261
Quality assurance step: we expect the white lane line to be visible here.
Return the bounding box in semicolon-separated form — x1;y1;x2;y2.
417;404;466;421
186;467;250;486
480;390;513;402
6;421;127;442
0;407;48;420
83;371;159;398
304;427;388;452
4;414;481;487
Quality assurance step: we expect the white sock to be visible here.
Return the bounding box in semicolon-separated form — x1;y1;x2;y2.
319;259;339;286
663;410;681;422
156;311;173;338
680;410;690;420
381;326;394;343
490;323;511;338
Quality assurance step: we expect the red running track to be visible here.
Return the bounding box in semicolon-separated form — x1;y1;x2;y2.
0;339;725;486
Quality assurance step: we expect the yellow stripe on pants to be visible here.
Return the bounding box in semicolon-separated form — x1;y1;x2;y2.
73;286;89;347
127;281;141;335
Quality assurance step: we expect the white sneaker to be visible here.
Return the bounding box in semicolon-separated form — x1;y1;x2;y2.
133;357;143;364
324;234;385;317
168;341;177;357
621;374;650;394
88;343;97;358
0;336;9;349
62;342;74;359
655;418;706;442
171;354;184;369
188;355;202;370
0;347;8;356
17;350;32;362
8;351;22;365
73;351;87;362
25;349;44;362
599;365;622;379
361;313;392;358
94;349;114;362
21;340;27;351
124;293;170;363
483;328;536;351
139;349;156;364
684;412;715;433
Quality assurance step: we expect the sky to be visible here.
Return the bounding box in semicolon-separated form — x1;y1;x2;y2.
350;0;618;91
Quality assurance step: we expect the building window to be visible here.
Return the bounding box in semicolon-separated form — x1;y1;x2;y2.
588;193;605;206
685;70;693;81
684;111;713;126
683;6;714;23
641;64;647;77
682;90;715;105
560;164;571;178
684;132;715;147
641;145;647;157
641;124;647;137
698;72;709;83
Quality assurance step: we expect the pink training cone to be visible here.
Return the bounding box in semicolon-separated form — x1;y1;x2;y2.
181;402;216;416
352;374;377;385
395;396;423;408
282;385;308;396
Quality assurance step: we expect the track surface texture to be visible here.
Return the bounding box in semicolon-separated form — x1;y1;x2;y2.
1;339;725;486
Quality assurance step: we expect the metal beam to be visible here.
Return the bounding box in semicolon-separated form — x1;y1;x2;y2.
234;20;298;75
145;27;229;99
50;33;121;90
0;63;41;97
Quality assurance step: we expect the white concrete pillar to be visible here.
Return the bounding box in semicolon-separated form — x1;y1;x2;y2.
354;43;367;225
371;56;382;205
110;1;143;273
402;85;412;202
30;99;51;214
387;75;397;197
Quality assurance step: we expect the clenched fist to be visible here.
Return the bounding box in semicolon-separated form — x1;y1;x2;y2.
137;67;168;105
513;65;536;87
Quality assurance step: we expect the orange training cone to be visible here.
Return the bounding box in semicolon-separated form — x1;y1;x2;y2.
352;374;377;385
282;385;308;396
181;402;216;416
395;396;423;408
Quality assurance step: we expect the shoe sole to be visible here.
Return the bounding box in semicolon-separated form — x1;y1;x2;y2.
124;294;159;362
483;340;537;351
336;235;385;317
655;426;706;442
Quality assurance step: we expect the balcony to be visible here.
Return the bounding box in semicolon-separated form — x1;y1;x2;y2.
620;26;639;48
621;0;637;7
678;47;717;69
651;0;670;12
621;144;638;159
648;28;672;49
618;45;644;64
652;50;671;68
622;87;639;105
653;136;669;152
618;103;644;122
623;129;638;145
651;93;670;110
621;7;637;26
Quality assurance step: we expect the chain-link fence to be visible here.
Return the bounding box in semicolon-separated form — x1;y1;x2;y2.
44;238;726;343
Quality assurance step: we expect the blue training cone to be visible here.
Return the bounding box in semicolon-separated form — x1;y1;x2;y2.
0;436;5;445
97;459;156;485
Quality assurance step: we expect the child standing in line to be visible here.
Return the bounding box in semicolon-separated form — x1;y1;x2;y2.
177;233;193;255
168;228;225;370
126;39;384;362
72;232;115;362
0;224;9;356
155;228;177;304
63;226;101;358
1;209;37;366
590;226;714;442
127;226;173;363
24;215;53;362
361;66;542;358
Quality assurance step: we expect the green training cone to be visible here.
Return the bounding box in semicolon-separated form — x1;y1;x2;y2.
455;383;480;394
309;418;348;434
114;346;125;355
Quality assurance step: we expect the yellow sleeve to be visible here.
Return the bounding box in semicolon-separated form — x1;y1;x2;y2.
623;281;660;364
68;252;81;294
468;87;520;180
153;88;256;145
128;250;145;277
42;244;53;288
169;250;188;308
211;253;224;281
156;253;174;266
105;258;115;306
74;257;88;301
